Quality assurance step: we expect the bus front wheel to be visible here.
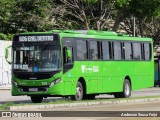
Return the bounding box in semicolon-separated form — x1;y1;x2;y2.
114;79;131;98
71;81;84;101
30;96;43;103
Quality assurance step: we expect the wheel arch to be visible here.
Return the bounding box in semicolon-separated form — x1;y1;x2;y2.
124;76;132;91
78;77;87;95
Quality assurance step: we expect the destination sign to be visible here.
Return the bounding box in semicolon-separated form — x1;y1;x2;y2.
19;35;54;42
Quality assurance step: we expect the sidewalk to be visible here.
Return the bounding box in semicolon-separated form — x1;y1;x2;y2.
9;96;160;111
0;86;11;90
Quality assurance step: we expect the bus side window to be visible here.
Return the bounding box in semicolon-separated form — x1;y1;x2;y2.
89;41;98;60
77;40;88;60
63;46;73;64
113;42;122;60
102;41;110;60
133;43;142;60
124;42;132;60
67;47;73;63
144;43;151;60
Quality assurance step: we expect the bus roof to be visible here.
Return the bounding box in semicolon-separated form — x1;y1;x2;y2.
19;30;152;41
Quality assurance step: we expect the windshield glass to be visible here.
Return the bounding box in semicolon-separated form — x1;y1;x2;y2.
13;45;62;72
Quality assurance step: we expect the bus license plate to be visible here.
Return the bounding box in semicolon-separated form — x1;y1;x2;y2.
29;88;38;92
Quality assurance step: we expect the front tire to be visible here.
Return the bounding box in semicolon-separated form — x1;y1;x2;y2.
71;81;84;101
114;79;131;98
31;96;43;103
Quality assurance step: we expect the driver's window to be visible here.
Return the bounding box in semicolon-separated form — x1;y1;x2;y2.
63;46;73;64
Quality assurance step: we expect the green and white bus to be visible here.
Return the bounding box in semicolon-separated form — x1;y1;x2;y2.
9;30;154;103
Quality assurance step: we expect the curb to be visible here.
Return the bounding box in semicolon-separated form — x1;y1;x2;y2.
10;97;160;111
0;87;11;90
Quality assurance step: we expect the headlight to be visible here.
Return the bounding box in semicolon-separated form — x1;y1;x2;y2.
50;78;61;87
12;81;18;87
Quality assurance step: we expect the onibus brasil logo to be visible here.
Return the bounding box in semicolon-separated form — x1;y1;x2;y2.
1;112;42;118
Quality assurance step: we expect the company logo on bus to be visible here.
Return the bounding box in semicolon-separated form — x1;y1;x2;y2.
18;35;54;42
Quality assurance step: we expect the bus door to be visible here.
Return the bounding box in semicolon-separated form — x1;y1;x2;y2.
62;37;76;95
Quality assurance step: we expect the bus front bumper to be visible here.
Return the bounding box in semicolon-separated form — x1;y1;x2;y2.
12;81;64;96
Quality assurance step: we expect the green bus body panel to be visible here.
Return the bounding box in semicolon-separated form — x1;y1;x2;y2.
63;61;154;94
12;30;154;97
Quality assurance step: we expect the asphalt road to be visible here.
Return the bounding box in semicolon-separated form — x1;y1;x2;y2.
0;87;160;104
50;101;160;111
1;88;160;120
1;102;160;120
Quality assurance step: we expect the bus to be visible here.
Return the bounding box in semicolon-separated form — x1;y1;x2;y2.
8;30;154;103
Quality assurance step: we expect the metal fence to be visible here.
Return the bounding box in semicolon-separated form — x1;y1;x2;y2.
0;41;12;89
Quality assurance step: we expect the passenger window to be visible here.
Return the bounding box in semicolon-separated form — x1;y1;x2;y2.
133;43;141;60
113;42;122;60
77;40;87;60
102;41;110;60
144;43;151;60
124;43;132;60
89;41;98;60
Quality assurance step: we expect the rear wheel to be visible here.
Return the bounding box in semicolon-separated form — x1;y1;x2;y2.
114;79;131;98
71;81;83;101
30;96;43;103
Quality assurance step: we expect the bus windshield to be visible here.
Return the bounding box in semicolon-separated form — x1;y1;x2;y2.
13;45;62;72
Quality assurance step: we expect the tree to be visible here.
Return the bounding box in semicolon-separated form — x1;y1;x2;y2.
0;0;16;34
113;0;160;37
0;0;54;34
59;0;115;30
10;0;54;33
112;0;131;32
0;0;160;41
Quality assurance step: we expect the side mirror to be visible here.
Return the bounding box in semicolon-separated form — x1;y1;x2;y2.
5;45;12;64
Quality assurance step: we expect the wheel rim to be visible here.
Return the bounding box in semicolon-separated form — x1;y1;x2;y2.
76;86;82;99
125;83;130;96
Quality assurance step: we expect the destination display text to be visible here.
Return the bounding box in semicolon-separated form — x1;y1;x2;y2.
19;35;54;42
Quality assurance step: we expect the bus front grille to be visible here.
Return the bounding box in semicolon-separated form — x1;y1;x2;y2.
19;86;49;92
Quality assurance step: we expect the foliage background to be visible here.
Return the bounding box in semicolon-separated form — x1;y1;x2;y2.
0;0;159;41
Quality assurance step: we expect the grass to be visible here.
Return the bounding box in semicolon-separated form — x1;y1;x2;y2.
0;102;14;110
1;95;160;110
